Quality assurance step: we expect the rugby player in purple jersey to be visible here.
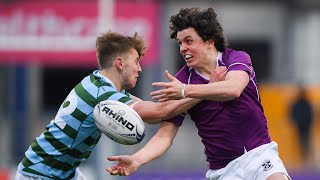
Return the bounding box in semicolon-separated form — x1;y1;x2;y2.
106;8;290;180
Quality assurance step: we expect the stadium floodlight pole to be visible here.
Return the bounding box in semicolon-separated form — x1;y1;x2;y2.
94;1;115;180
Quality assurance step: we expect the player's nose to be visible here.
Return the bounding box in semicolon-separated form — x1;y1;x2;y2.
180;43;187;52
137;63;142;73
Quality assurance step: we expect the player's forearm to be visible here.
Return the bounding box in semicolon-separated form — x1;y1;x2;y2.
131;136;172;166
134;98;200;124
185;71;249;101
160;98;201;119
131;122;177;167
185;81;242;101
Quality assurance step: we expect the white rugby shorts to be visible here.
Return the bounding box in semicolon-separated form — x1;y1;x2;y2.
206;141;291;180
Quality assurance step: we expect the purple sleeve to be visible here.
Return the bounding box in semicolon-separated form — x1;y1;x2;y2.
164;66;189;126
226;51;254;78
164;114;185;126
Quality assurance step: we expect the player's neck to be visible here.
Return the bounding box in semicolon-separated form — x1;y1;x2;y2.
100;69;122;92
194;51;218;78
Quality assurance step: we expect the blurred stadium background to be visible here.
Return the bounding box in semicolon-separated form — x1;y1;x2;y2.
1;0;320;179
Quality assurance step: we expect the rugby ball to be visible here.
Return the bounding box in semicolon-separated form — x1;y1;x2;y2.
93;100;145;145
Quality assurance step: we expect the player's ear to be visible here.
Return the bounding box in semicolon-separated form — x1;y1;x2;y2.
115;57;124;70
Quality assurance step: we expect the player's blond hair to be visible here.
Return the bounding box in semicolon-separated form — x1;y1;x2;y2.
96;31;147;69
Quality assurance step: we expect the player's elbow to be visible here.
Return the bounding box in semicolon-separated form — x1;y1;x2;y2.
225;88;242;100
231;88;242;98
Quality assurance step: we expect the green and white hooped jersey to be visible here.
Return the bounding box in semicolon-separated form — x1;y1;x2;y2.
18;70;133;180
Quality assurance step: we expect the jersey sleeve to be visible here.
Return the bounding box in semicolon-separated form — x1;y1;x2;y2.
164;113;186;126
225;51;254;78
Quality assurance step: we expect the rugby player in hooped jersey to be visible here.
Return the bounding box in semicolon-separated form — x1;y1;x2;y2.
106;8;291;180
16;31;228;180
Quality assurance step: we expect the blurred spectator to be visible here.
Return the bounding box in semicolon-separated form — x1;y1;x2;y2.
290;86;314;164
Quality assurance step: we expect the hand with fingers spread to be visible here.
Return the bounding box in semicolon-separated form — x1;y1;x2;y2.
150;70;184;102
106;155;139;176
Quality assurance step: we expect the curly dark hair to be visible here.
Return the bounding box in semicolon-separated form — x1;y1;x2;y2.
169;7;228;52
96;31;146;69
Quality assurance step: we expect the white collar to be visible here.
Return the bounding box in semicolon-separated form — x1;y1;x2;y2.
217;51;223;67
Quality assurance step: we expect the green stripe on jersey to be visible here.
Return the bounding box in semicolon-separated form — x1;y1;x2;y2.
21;157;33;168
118;96;132;104
74;83;96;108
67;149;91;159
30;141;74;171
23;167;51;179
124;91;130;97
97;91;117;102
31;140;48;157
63;125;78;139
70;108;87;122
24;166;76;180
83;134;100;147
54;123;78;139
90;74;111;87
44;131;69;154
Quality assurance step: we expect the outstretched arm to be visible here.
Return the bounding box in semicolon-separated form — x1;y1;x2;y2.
129;71;201;124
184;70;249;100
151;68;248;102
128;66;227;124
131;97;200;124
107;121;179;176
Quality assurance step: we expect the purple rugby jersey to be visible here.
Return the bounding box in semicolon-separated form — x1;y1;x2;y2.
166;48;271;170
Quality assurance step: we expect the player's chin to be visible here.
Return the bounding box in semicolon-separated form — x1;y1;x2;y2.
129;81;137;89
187;61;199;68
186;61;194;67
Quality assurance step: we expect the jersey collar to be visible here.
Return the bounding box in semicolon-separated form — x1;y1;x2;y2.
93;70;121;92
